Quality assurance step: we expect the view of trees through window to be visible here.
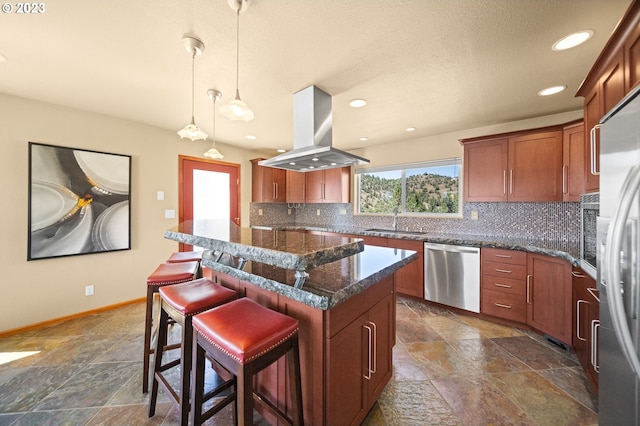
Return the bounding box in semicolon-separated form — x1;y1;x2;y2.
357;160;461;215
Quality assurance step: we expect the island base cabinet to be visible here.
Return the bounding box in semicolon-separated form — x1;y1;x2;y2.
326;291;394;426
208;268;395;425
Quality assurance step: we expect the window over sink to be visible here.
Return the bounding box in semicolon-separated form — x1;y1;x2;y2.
355;158;461;216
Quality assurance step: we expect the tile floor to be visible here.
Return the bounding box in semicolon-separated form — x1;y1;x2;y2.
0;297;598;425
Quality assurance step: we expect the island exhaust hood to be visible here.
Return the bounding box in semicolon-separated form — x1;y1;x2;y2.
258;86;370;172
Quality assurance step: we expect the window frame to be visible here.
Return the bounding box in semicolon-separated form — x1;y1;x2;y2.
354;158;462;218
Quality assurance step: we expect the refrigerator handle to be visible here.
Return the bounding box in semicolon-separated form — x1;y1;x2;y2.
605;164;640;379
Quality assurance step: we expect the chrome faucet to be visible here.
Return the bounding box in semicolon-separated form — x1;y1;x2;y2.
392;206;399;231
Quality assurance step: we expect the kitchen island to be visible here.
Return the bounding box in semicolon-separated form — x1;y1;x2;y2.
165;220;418;425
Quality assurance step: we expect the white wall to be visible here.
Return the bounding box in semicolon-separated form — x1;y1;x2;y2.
0;93;257;332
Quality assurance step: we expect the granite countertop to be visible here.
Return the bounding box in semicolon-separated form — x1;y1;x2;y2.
254;223;581;266
201;246;417;310
165;220;364;271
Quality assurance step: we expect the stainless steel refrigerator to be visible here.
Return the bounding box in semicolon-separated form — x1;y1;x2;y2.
598;84;640;425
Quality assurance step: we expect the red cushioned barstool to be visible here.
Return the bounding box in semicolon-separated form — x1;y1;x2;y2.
148;278;237;425
143;260;200;394
191;298;303;426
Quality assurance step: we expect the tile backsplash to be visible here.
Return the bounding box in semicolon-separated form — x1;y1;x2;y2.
250;201;580;252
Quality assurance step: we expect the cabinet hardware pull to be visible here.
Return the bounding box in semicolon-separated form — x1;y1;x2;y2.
590;125;601;176
563;165;568;194
503;170;507;195
369;321;377;374
495;303;512;309
591;320;600;372
509;170;513;195
571;271;586;278
494;254;512;258
495;268;512;274
526;274;532;304
576;300;587;341
494;283;512;288
587;287;600;302
363;324;373;380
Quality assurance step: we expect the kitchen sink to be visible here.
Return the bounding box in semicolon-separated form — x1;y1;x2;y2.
364;228;426;236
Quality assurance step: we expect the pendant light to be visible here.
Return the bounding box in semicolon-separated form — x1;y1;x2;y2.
203;89;224;159
178;36;208;141
220;0;254;122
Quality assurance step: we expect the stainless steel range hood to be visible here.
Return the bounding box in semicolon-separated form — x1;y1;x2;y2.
258;86;370;172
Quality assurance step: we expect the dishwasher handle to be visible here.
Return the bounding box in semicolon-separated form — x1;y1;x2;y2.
424;243;479;254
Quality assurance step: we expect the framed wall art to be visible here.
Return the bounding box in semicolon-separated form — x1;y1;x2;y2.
28;142;132;260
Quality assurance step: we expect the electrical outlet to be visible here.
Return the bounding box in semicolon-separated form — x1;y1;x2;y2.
258;209;263;216
316;209;321;216
288;209;292;215
339;209;347;215
471;210;479;220
85;285;94;296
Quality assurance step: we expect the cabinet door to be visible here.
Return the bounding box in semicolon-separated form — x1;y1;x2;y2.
286;170;306;203
389;239;423;298
562;122;585;201
326;312;367;426
305;170;325;203
625;21;640;92
583;87;601;193
463;138;508;202
572;268;599;392
527;254;572;344
323;167;350;203
272;168;287;202
601;51;625;116
509;131;563;201
366;294;394;402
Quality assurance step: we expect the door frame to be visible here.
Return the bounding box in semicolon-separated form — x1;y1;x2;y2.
178;155;242;250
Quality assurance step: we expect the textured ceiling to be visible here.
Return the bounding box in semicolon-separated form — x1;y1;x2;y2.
0;0;632;155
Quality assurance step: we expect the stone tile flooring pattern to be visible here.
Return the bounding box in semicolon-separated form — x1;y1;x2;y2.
0;297;598;425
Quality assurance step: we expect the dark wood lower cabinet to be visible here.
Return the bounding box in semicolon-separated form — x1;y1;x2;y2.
204;267;395;425
572;267;599;393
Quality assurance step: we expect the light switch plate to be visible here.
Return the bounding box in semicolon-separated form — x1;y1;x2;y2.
165;209;176;219
157;191;165;201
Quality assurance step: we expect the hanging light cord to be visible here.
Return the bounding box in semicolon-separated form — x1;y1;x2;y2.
234;7;240;99
190;50;196;121
211;97;216;147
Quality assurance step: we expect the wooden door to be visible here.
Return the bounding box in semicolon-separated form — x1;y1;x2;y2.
526;254;572;344
562;122;585;201
508;131;563;201
286;170;306;203
583;87;601;193
463;138;508;202
305;170;325;203
179;155;240;251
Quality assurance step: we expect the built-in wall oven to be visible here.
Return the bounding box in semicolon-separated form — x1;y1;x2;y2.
580;192;599;279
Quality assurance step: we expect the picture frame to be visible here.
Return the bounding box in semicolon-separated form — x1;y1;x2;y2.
28;142;132;260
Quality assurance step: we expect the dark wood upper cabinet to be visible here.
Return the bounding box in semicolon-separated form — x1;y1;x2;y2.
305;167;350;203
251;158;286;203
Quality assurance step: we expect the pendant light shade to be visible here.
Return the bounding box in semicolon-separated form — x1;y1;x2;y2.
221;0;254;122
178;36;208;141
203;89;224;159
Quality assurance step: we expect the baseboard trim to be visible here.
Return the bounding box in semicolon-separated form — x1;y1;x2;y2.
0;297;146;337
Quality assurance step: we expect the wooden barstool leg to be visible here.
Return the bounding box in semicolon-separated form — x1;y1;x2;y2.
149;306;169;416
238;368;254;426
287;335;304;426
142;286;155;394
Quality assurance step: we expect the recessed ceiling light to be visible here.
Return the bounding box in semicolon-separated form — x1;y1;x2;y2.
552;30;594;51
0;54;6;63
277;149;286;153
538;85;567;96
312;157;319;161
360;137;368;141
245;135;256;140
289;162;296;165
406;127;416;132
349;99;367;108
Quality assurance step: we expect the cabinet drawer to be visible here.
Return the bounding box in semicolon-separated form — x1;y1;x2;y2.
482;289;526;322
481;248;527;265
482;260;527;280
388;238;424;252
481;275;526;296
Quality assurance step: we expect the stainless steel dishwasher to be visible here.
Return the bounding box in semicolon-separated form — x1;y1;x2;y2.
424;243;480;313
